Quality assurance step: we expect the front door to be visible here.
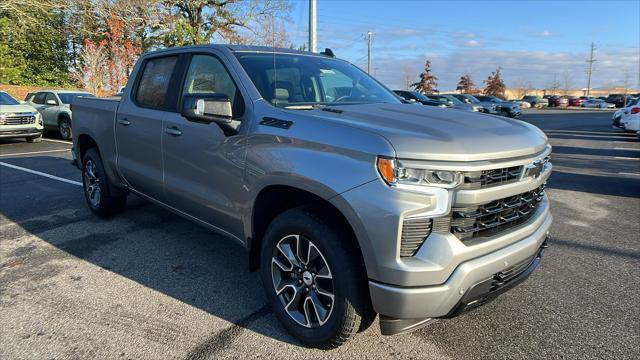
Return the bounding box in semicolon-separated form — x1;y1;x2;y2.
162;53;247;237
116;55;180;201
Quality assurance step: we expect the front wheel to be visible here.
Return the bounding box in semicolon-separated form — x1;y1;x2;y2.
82;148;127;217
58;118;72;140
260;208;373;349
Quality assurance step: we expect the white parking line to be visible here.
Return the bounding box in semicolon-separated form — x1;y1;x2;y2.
0;161;82;186
614;157;640;161
42;138;72;145
614;148;640;151
0;149;70;157
618;172;640;176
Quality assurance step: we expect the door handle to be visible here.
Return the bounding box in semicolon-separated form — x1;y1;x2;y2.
118;118;131;126
164;127;182;136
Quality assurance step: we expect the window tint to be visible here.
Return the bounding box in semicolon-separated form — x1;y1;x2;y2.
135;56;178;109
32;92;46;104
45;93;58;104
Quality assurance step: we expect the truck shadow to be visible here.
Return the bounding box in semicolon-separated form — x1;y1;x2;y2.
0;155;300;349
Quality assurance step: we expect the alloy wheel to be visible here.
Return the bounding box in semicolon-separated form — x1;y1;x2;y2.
60;120;71;139
84;160;101;207
271;234;335;328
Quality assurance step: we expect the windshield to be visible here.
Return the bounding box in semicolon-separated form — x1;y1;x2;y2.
58;93;95;104
443;95;464;105
0;92;19;105
235;53;400;108
465;95;480;103
410;92;431;102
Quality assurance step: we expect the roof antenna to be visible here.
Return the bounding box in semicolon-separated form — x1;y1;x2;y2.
320;48;335;57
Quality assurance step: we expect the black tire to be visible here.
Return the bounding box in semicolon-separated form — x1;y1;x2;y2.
82;148;127;217
25;134;42;143
58;117;72;140
260;207;373;349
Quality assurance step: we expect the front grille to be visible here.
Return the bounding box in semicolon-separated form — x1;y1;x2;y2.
400;217;432;257
451;185;545;240
462;166;523;189
0;114;36;125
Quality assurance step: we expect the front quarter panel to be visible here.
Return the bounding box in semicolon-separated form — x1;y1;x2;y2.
243;101;395;238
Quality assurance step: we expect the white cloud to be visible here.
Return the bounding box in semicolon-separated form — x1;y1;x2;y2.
532;30;554;37
464;40;481;47
363;47;640;91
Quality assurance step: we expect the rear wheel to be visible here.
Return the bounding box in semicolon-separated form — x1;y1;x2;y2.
59;117;72;140
260;208;372;349
82;148;127;217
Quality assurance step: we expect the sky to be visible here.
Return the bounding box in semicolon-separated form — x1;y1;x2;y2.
285;0;640;91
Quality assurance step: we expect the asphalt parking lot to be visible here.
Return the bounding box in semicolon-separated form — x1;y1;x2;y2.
1;110;639;359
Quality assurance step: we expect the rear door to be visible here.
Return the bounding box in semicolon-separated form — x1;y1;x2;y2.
41;93;61;126
115;54;181;200
161;52;248;237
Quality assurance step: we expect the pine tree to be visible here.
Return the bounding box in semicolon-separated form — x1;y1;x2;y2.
456;74;475;93
483;67;506;99
411;60;438;94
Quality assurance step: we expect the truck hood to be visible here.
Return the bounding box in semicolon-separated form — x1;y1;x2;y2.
307;103;548;161
0;104;38;114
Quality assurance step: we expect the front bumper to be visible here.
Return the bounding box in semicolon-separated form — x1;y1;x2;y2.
0;128;43;139
369;206;551;321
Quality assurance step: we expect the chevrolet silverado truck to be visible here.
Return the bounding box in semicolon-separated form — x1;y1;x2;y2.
72;45;553;348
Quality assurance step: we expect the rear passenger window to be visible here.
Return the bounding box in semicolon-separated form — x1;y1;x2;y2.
135;56;178;109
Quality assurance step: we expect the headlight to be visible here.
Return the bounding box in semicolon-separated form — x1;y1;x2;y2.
377;157;463;189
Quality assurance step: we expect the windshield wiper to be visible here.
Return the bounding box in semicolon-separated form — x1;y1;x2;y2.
283;104;325;110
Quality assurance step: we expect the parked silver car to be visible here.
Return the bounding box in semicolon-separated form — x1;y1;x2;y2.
428;94;483;112
449;94;495;114
582;99;616;109
25;90;95;140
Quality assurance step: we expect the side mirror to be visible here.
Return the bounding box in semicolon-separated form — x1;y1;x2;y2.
46;99;58;105
181;93;232;124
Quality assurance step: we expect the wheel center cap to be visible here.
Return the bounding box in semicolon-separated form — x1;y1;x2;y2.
302;271;313;286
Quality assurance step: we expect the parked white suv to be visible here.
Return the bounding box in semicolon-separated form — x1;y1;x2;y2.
0;91;43;142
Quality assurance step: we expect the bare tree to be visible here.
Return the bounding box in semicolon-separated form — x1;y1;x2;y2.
240;15;290;47
70;39;108;95
161;0;291;46
512;78;532;99
547;73;561;94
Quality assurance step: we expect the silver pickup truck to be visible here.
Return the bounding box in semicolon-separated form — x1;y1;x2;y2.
72;45;552;348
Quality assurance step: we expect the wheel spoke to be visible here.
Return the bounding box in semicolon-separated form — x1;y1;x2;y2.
276;237;301;268
307;291;330;324
284;284;308;326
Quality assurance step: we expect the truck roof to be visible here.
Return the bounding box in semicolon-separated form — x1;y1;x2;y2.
144;44;328;58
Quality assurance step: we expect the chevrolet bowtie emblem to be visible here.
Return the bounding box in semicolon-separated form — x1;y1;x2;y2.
525;160;544;179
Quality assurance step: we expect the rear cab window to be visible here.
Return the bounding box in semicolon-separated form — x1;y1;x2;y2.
134;56;179;109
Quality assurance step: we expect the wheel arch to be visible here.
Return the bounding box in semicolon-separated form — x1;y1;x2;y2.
248;184;367;278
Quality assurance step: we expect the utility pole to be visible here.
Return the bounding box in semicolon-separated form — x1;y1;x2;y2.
367;31;374;74
308;0;317;53
586;42;596;96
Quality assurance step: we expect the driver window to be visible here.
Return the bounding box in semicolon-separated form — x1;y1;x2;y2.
183;54;243;116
